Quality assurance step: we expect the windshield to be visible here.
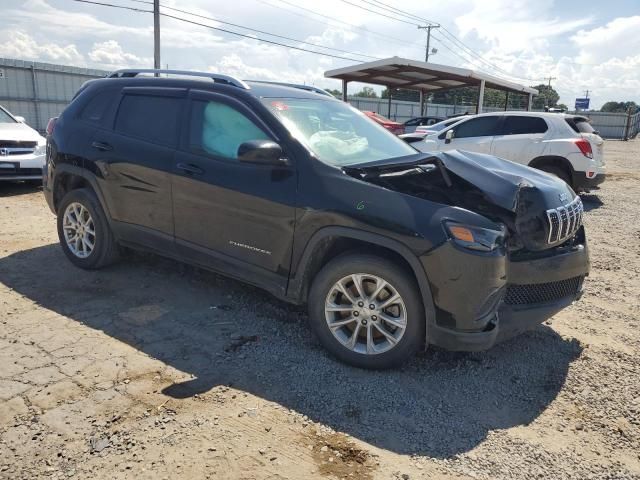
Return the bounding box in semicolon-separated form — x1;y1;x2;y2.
0;107;17;123
262;98;416;166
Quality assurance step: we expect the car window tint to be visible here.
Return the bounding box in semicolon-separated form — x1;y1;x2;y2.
454;116;501;138
501;116;548;135
405;118;419;126
80;90;115;125
189;100;270;160
567;118;595;134
114;95;181;147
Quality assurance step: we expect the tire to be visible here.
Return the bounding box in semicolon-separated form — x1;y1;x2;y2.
308;253;425;369
56;188;119;269
538;166;572;187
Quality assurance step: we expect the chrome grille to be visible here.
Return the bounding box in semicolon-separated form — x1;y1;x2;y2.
546;196;583;244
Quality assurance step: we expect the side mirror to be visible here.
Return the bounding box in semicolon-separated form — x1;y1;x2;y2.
445;129;455;144
237;140;289;166
14;116;26;123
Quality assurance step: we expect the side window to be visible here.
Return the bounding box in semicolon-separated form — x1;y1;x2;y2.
188;100;270;160
454;116;501;138
405;118;419;126
80;90;115;126
501;116;548;135
114;94;182;147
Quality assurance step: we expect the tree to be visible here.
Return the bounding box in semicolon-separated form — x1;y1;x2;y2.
324;88;342;98
381;88;420;102
353;86;378;98
530;84;560;110
601;101;638;113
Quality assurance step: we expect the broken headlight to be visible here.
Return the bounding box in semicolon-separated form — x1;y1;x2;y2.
444;221;505;252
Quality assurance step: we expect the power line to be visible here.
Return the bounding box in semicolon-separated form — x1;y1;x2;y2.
349;0;543;83
70;0;368;63
128;0;379;60
254;0;424;50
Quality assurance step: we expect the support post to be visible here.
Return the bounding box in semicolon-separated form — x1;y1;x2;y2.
419;90;425;116
153;0;160;73
341;79;348;102
476;80;485;114
387;88;392;118
30;65;41;132
526;93;533;111
504;91;509;111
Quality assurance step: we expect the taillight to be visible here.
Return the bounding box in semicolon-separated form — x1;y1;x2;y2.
574;138;593;159
46;117;58;136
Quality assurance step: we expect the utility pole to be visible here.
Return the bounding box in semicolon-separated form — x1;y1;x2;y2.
543;76;557;109
418;24;440;62
153;0;160;74
583;90;590;99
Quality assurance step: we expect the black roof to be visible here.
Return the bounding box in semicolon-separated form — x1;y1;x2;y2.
89;74;334;101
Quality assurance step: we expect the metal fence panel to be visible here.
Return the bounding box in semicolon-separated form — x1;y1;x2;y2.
0;57;107;133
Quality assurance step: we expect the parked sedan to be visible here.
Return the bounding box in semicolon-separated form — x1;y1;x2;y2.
363;111;405;135
403;116;444;133
0;105;46;183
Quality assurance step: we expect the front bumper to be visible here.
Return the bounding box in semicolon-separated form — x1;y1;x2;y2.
423;230;589;351
0;154;45;181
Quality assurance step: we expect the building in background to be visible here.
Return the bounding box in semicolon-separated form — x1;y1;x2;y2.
0;58;107;133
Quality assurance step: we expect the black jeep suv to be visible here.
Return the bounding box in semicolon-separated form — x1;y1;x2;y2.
44;69;589;369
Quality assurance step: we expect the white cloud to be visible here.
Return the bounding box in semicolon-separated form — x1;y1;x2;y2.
0;30;83;64
88;40;152;68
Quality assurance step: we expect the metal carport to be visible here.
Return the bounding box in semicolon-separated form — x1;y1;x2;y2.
325;56;538;117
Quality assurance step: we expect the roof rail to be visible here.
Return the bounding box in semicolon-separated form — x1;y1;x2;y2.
248;80;333;97
106;69;250;90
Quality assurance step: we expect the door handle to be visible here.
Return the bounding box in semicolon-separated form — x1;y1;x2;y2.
91;141;113;152
176;162;205;175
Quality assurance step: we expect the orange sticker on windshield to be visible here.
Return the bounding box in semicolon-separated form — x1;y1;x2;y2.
271;101;289;111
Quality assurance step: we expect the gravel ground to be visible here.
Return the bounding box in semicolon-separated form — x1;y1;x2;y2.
0;139;639;479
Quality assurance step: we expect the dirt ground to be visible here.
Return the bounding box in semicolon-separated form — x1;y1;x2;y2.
1;139;639;480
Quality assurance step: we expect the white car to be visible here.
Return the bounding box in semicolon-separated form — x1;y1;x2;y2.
0;105;46;183
414;112;605;191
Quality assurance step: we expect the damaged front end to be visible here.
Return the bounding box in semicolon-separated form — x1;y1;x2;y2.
345;150;590;351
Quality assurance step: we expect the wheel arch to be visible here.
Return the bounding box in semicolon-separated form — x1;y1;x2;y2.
52;165;110;219
288;227;436;335
528;155;575;179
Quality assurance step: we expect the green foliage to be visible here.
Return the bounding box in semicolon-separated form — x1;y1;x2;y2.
600;101;639;113
353;86;378;98
324;88;342;98
381;88;420;102
530;84;560;110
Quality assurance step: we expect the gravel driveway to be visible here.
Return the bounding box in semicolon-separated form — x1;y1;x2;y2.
1;139;639;479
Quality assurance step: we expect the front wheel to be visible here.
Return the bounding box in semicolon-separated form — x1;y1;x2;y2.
308;254;425;369
57;188;119;269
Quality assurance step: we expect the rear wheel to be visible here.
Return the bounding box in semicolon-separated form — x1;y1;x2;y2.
308;254;424;369
57;188;119;269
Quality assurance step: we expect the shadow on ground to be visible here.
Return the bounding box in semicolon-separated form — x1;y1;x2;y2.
0;181;41;197
0;244;582;458
580;193;604;212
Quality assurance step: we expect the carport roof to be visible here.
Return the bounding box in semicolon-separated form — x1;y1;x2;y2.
325;56;538;95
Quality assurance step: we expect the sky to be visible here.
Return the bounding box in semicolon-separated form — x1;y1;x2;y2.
1;0;639;109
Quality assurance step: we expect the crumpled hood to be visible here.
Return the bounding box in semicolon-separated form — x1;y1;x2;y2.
436;149;575;212
345;149;580;251
0;122;45;143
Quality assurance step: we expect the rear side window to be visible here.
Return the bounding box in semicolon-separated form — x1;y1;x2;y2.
114;94;182;147
188;100;270;160
501;116;548;135
80;90;115;126
567;117;595;134
454;116;501;138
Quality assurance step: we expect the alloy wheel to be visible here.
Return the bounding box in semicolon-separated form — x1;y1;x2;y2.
62;202;96;259
324;273;407;355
